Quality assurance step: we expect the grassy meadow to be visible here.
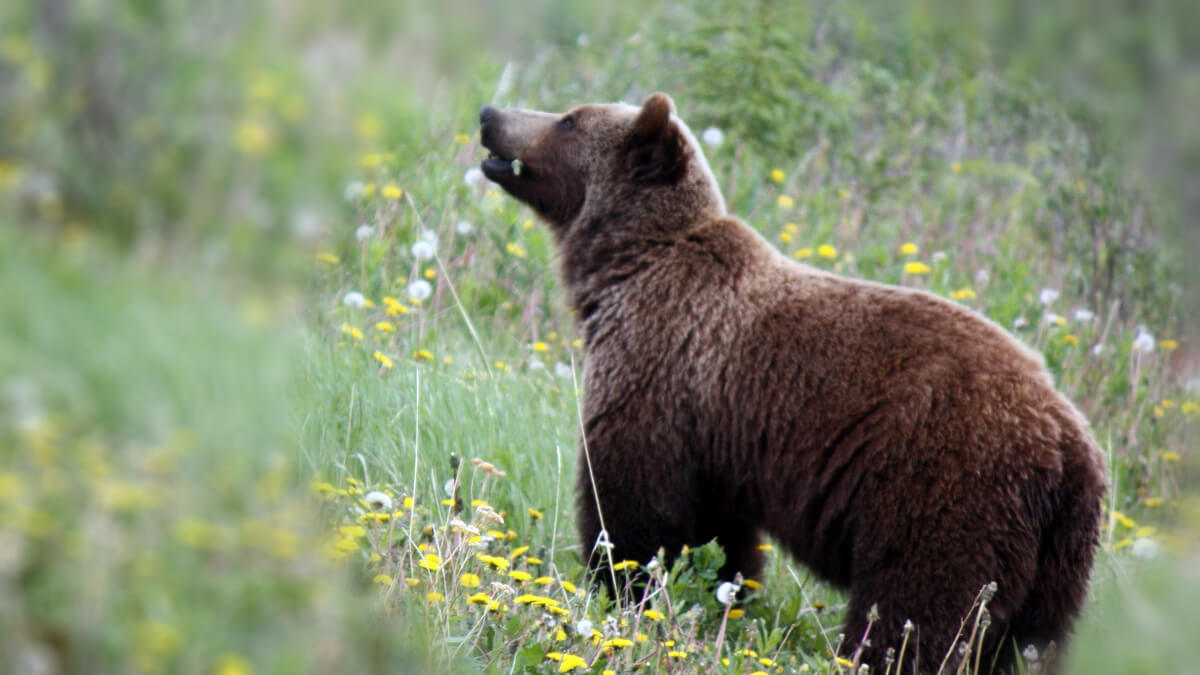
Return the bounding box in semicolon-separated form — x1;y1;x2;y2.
1;1;1197;673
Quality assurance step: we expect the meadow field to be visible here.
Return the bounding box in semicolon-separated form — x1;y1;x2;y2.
1;1;1197;673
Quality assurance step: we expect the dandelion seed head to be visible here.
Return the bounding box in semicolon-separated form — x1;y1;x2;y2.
1133;329;1155;354
1039;288;1060;306
408;279;432;302
456;220;475;236
364;490;393;511
411;240;435;260
554;362;572;378
355;224;374;242
343;181;366;201
701;126;724;147
342;291;366;308
716;581;740;605
464;167;484;187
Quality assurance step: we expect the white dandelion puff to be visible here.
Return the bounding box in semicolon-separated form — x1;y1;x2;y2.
1133;329;1155;354
355;224;374;242
420;230;439;247
342;291;366;308
575;619;593;636
554;362;572;379
464;167;484;187
1072;308;1095;322
701;126;724;148
528;358;545;371
1044;312;1061;325
1092;343;1107;356
1131;537;1160;560
408;279;432;302
974;268;990;287
343;180;366;201
364;491;393;511
411;240;435;260
716;581;740;605
1039;288;1060;306
456;220;475;236
1012;317;1028;329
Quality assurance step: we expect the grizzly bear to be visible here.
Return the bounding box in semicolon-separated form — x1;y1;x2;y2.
479;93;1106;674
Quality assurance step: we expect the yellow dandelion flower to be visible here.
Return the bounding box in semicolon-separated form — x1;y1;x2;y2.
414;349;434;361
904;261;932;275
424;268;436;280
661;640;675;647
384;297;409;316
752;671;769;675
603;638;634;649
535;576;554;584
373;574;392;585
836;657;854;668
1160;339;1179;351
742;578;762;589
729;609;745;619
1062;334;1079;346
555;628;567;641
509;545;530;559
316;252;340;265
1181;402;1198;416
793;249;812;260
476;553;510;569
418;554;442;571
949;287;976;301
1113;538;1133;550
951;161;962;174
759;657;776;666
643;609;664;621
817;244;838;259
1162;452;1181;462
234;120;273;156
780;232;793;243
382;184;403;199
426;592;444;603
509;570;532;581
571;339;582;349
1111;511;1136;529
1144;497;1164;507
454;133;471;144
339;525;366;538
668;651;688;659
355;113;383;139
460;573;481;588
374;321;395;333
1054;316;1067;326
467;592;491;605
214;653;253;675
363;183;377;197
528;507;544;520
403;497;414;509
776;195;794;208
373;351;394;369
506;242;527;258
1136;526;1157;538
406;578;420;587
558;654;587;672
612;560;639;571
560;580;577;593
523;219;535;230
899;242;919;256
340;323;363;340
769;169;785;183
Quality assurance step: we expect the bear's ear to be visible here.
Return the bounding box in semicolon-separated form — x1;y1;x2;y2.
631;93;675;143
626;93;686;184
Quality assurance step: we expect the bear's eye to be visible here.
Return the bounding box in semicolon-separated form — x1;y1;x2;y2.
555;115;576;133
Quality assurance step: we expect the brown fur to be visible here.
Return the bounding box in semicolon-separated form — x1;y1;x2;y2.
479;94;1106;674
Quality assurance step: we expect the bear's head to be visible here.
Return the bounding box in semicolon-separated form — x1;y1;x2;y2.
478;93;725;233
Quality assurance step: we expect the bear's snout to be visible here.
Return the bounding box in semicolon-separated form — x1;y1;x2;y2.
479;105;500;125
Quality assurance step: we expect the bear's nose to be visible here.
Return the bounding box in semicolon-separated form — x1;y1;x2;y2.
479;105;500;126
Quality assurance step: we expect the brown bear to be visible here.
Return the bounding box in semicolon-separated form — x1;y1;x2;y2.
478;93;1106;674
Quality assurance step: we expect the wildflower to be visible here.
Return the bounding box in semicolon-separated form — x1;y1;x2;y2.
729;609;745;619
1144;497;1164;507
1073;308;1095;322
535;576;554;585
716;581;740;605
460;573;481;588
793;248;814;259
1044;312;1062;326
234;120;273;156
949;287;976;301
643;609;664;621
414;349;434;361
1162;452;1181;462
899;242;919;256
418;554;442;571
343;291;366;308
506;242;527;258
836;657;854;668
467;592;492;605
214;653;254;675
454;133;471;144
373;351;394;369
316;252;340;265
364;491;393;511
427;592;445;602
464;167;484;186
770;169;785;183
1062;335;1079;346
408;280;432;302
554;362;572;378
1161;339;1179;351
951;161;962;174
756;543;774;551
558;654;587;672
528;507;544;520
575;619;594;636
817;244;838;259
411;240;435;260
780;232;793;243
337;525;366;538
456;220;475;235
612;560;639;571
1039;288;1060;305
604;638;633;649
382;184;403;200
355;224;374;242
701;126;724;147
903;261;931;275
373;574;392;585
777;195;794;208
1133;329;1155;354
476;553;510;569
1181;403;1198;416
742;578;762;590
1131;537;1160;559
560;580;577;593
509;570;532;581
667;651;688;659
344;181;366;201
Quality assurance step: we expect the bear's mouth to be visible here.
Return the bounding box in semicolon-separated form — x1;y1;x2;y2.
481;150;523;180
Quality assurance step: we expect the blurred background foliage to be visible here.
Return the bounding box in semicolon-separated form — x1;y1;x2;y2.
1;0;1197;673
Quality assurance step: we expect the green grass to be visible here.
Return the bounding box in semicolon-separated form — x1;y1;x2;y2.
1;1;1197;673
